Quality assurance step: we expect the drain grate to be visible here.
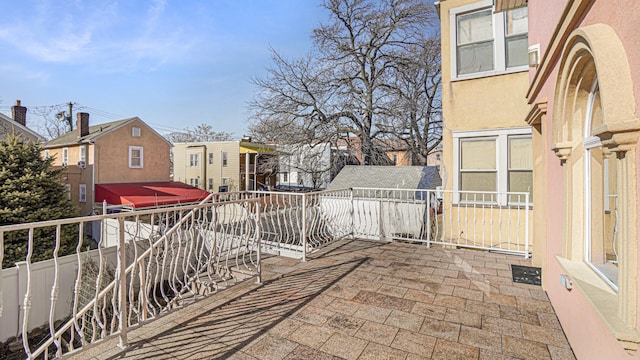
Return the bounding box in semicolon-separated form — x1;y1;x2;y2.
511;265;541;286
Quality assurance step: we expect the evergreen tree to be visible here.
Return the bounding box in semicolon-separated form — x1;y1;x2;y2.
0;135;79;268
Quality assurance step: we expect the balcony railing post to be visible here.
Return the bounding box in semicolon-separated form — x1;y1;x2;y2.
350;188;355;239
255;202;262;284
117;217;128;349
426;191;431;248
525;192;530;259
302;193;307;262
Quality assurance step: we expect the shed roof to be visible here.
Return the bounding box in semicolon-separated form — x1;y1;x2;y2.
327;165;441;190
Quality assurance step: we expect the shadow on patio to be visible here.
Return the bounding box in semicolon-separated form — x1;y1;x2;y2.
71;239;575;360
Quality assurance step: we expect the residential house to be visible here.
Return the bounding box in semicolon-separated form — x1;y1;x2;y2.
276;142;360;190
173;140;277;192
0;100;44;143
43;114;173;215
437;0;533;251
525;0;640;357
426;143;444;181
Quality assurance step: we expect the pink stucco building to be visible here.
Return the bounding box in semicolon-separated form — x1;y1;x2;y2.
526;0;640;358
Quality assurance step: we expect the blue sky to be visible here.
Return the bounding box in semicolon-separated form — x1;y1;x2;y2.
0;0;327;138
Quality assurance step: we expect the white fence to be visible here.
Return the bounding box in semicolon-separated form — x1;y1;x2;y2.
345;187;531;255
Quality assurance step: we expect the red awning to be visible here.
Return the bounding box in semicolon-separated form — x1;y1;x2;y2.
95;182;211;208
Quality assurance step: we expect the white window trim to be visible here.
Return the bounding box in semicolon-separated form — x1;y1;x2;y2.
208;152;214;165
132;127;141;137
79;145;87;162
129;146;144;168
453;127;532;205
65;184;71;200
62;147;68;166
449;0;529;81
44;150;50;159
190;153;199;167
79;184;87;203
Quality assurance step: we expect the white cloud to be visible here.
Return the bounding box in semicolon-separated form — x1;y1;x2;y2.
0;0;205;73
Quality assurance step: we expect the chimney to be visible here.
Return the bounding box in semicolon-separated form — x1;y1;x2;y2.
11;100;27;127
77;112;90;137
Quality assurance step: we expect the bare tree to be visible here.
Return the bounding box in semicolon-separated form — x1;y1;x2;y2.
379;34;442;165
248;0;440;165
165;123;233;143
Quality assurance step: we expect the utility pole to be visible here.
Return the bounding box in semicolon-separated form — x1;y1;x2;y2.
56;102;74;131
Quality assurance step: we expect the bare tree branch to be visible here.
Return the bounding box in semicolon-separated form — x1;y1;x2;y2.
248;0;441;166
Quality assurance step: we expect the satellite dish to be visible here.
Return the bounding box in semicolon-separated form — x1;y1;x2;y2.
56;111;66;121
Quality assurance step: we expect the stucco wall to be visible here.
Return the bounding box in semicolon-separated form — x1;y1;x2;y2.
439;0;532;191
528;0;640;358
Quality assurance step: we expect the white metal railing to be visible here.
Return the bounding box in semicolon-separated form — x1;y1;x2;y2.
0;187;530;359
0;194;268;359
350;187;531;257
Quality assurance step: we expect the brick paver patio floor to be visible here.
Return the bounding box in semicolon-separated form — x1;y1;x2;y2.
71;239;575;360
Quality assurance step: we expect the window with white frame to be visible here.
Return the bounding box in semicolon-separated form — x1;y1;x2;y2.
79;184;87;203
62;147;68;166
132;127;141;137
222;152;228;167
208;178;214;190
190;178;198;187
208;152;214;165
508;136;533;202
79;145;87;162
451;1;528;79
282;172;288;182
222;178;229;185
454;128;532;204
64;184;71;200
190;153;199;167
44;150;50;159
129;146;143;168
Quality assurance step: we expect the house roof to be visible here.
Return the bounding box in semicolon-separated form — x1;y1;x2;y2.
95;181;211;208
327;165;441;190
0;113;44;141
43;117;171;148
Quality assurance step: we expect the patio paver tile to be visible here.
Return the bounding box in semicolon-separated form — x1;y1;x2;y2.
358;342;408;360
458;325;502;353
353;304;393;323
354;320;399;345
325;313;366;336
481;315;523;337
412;301;448;320
502;335;551;360
419;317;461;342
283;345;342;360
390;328;436;357
548;345;578;360
384;309;425;332
521;323;571;348
244;334;299;360
319;333;368;360
286;323;334;349
431;338;480;360
352;290;415;312
444;308;482;328
432;294;466;310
